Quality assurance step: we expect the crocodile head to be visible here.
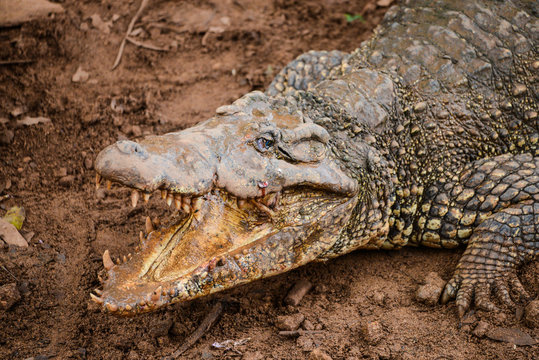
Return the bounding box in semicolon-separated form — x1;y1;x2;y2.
92;91;360;315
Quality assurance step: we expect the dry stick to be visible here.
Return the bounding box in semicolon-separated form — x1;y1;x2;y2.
163;301;224;360
111;0;150;70
0;59;34;66
126;36;168;51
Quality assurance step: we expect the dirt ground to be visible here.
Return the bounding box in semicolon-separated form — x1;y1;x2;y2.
0;0;538;359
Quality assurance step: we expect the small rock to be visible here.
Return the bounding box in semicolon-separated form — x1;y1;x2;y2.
472;321;489;338
126;350;139;360
416;272;444;306
10;106;26;117
72;66;89;83
0;218;28;247
297;335;315;351
90;14;112;34
0;283;21;310
285;279;312;306
0;129;14;145
361;320;384;345
84;157;93;170
486;327;537;346
130;125;142;137
303;319;315;331
148;316;173;338
524;300;539;328
59;175;75;187
309;349;332;360
371;290;386;305
275;313;305;331
376;0;394;8
80;22;89;31
242;351;263;360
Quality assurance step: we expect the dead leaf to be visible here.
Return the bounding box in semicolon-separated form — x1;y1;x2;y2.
486;327;537;346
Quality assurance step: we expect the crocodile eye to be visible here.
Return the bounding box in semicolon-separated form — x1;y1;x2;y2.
255;137;274;152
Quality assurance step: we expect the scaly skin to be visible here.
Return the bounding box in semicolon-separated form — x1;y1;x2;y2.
92;0;538;317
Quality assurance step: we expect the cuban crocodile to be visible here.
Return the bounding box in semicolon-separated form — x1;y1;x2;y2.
92;0;538;317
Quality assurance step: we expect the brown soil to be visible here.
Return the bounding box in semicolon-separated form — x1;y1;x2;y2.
0;1;537;359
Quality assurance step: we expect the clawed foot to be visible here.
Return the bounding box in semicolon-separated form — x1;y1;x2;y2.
440;270;531;318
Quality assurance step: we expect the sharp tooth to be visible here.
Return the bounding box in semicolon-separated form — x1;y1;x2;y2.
182;203;191;213
139;231;144;243
95;173;102;189
131;189;140;207
183;197;191;206
143;192;151;203
90;293;104;304
145;216;154;234
106;302;118;312
161;190;167;199
151;286;162;302
127;253;132;260
166;193;173;206
238;199;247;209
106;180;112;190
94;289;103;296
116;257;121;265
192;197;203;212
174;198;182;210
102;250;114;270
123;255;127;263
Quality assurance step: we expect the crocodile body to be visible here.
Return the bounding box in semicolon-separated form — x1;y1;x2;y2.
92;0;538;317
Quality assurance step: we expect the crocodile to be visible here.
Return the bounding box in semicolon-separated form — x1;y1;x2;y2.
91;0;538;318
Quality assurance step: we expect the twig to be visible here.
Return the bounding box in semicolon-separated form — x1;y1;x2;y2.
163;301;224;360
0;59;34;66
126;37;168;51
111;0;150;70
278;330;325;337
1;265;19;281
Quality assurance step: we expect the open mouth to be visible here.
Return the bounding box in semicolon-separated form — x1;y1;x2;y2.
91;173;285;316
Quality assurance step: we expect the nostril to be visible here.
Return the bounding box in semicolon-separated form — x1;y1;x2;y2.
116;140;148;159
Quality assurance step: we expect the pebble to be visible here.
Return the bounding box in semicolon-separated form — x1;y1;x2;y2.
303;319;315;331
361;320;384;345
472;320;489;338
59;175;75;187
275;313;305;331
309;349;332;360
84;156;93;170
285;279;312;306
0;283;21;310
524;300;539;328
297;335;315;351
72;66;89;83
242;351;264;360
415;272;444;306
54;167;68;177
0;129;14;145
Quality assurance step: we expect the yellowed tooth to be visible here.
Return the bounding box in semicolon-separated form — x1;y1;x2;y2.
166;193;173;206
106;180;112;190
90;293;104;304
161;189;167;199
174;198;182;210
125;304;132;311
143;192;151;203
131;189;140;207
145;216;154;234
238;199;247;209
102;249;114;270
95;173;102;189
94;289;103;296
183;197;191;206
182;203;191;213
139;231;144;243
127;253;132;260
151;286;162;302
106;302;118;312
116;257;121;265
192;197;203;212
123;255;127;263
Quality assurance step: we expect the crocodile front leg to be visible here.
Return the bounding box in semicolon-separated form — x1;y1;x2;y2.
418;153;539;317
